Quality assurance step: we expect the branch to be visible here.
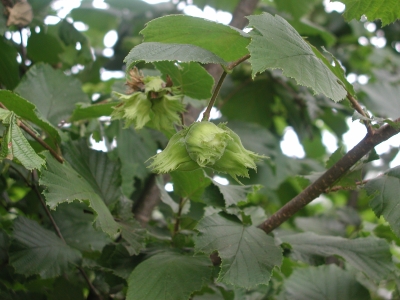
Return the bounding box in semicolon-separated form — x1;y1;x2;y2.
259;119;400;234
0;102;64;163
346;92;374;135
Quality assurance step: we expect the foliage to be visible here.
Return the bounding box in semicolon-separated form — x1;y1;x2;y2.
0;0;400;299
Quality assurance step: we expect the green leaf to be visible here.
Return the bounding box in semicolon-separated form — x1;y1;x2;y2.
140;15;249;62
360;82;400;120
69;102;115;122
193;0;240;11
52;202;112;253
154;61;214;100
127;252;211;300
0;110;46;170
113;123;158;196
194;213;282;288
279;232;393;281
366;166;400;238
275;0;320;19
119;220;146;256
124;42;228;70
0;90;60;143
339;0;400;26
220;79;275;128
9;217;81;279
39;152;120;237
58;20;93;66
283;265;371;300
211;177;260;207
27;29;64;64
171;169;212;202
247;13;347;102
62;140;122;208
0;38;19;89
294;216;346;236
289;19;337;47
14;63;90;126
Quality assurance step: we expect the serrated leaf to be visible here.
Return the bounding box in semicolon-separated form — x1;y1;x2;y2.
294;216;346;236
14;63;90;126
211;177;260;207
114;123;158;196
125;42;227;71
194;213;282;288
279;232;393;281
9;217;81;279
289;19;336;47
62;140;122;208
52;202;111;252
0;90;60;143
69;102;115;122
140;15;249;62
119;220;146;256
360;82;400;120
154;61;214;100
283;265;371;300
366;166;400;238
39;152;120;236
171;169;212;202
247;13;347;102
127;252;212;300
339;0;400;26
0;110;45;170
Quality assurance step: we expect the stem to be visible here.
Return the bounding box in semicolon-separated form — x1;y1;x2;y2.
0;102;64;163
259;118;400;234
173;197;188;237
326;179;369;193
202;72;227;121
346;92;374;135
202;54;251;122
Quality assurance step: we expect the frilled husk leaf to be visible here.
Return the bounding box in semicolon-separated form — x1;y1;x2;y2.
149;94;185;132
111;92;152;129
184;122;232;167
211;124;266;183
147;131;199;173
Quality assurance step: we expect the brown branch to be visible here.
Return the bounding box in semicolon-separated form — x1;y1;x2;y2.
346;92;374;135
0;102;64;163
259;118;400;234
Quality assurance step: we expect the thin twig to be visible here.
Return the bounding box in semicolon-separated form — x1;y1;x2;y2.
202;54;251;122
346;92;374;135
173;197;188;237
18;28;27;70
78;266;103;300
326;179;369;193
202;72;227;121
0;102;64;163
259;118;400;234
